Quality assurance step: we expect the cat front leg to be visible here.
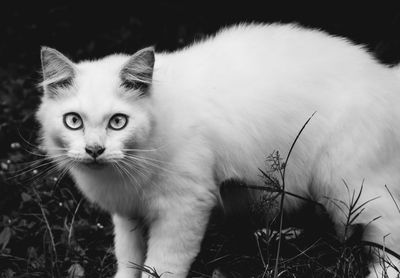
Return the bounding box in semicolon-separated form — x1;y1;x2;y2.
142;181;217;278
113;214;146;278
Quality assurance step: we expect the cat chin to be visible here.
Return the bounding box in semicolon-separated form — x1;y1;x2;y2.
78;160;110;170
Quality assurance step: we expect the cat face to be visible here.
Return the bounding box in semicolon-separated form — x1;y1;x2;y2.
36;47;155;170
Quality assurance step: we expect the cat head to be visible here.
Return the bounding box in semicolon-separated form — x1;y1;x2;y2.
36;46;155;170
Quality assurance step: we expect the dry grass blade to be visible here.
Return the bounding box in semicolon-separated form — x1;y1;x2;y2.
384;185;400;214
30;185;60;277
273;111;316;278
129;262;169;278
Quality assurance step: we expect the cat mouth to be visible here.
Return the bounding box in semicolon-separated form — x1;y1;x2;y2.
81;160;108;170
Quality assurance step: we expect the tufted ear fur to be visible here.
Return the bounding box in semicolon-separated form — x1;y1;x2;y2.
40;47;76;96
120;47;155;96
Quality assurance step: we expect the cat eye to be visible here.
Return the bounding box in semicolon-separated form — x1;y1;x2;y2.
63;113;83;130
108;114;128;130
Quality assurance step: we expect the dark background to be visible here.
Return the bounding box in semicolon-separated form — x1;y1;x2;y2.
2;2;400;66
0;2;399;278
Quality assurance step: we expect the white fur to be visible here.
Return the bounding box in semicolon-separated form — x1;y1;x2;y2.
37;24;400;278
393;64;400;78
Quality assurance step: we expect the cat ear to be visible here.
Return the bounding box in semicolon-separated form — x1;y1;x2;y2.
120;47;155;95
40;46;76;95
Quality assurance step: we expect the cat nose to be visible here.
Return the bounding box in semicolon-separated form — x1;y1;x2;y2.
85;145;105;158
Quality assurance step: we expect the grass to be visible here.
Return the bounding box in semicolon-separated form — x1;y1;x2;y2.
0;72;116;275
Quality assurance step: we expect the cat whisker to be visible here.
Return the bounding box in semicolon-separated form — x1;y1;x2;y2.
7;148;67;175
110;162;123;179
13;153;67;167
22;164;59;184
121;144;168;152
123;154;176;174
119;158;151;182
16;131;69;155
11;156;54;169
18;144;67;157
7;155;69;180
118;159;147;182
52;160;76;188
121;157;159;180
23;149;67;158
124;154;175;165
17;156;71;184
111;160;128;179
41;159;73;182
8;161;54;179
17;130;39;149
123;151;178;167
114;161;144;198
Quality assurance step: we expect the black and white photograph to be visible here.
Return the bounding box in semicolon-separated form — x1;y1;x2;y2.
1;2;400;278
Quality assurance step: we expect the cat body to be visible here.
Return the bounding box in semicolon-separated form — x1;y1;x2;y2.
37;24;400;278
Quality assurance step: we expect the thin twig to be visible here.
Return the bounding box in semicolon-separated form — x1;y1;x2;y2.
361;240;400;261
273;112;316;278
31;185;60;277
240;183;323;207
255;233;267;268
68;198;83;246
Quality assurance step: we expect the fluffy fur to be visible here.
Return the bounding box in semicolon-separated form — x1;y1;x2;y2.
36;24;400;278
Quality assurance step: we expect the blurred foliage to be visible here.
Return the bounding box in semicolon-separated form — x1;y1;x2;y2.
0;2;399;277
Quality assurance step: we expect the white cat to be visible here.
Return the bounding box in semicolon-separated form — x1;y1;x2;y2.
36;23;400;278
